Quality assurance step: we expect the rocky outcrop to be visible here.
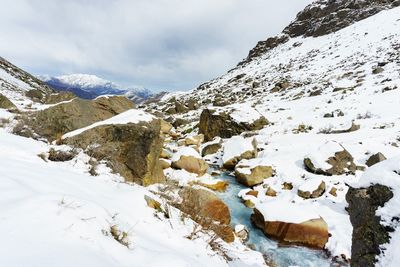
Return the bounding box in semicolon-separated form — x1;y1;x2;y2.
284;0;400;38
0;93;16;109
199;109;268;141
251;209;329;249
346;184;394;267
178;187;234;243
240;0;400;64
64;119;165;186
31;96;134;140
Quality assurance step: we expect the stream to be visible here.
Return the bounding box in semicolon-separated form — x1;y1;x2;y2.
215;171;335;267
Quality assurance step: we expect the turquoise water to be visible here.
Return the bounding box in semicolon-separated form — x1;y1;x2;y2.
216;171;337;267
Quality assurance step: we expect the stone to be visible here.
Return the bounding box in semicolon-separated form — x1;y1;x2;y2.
159;159;171;170
144;195;162;212
190;181;229;192
265;187;277;197
298;181;326;199
251;209;329;249
329;187;337;197
346;184;394;267
178;187;234;243
171;149;209;176
185;134;204;147
160;120;173;134
366;152;387;167
235;163;274;187
282;182;293;190
64;119;165;186
199;108;268;141
222;137;258;170
160;149;171;159
304;142;357;176
201;139;222;157
234;225;249;242
0;93;17;109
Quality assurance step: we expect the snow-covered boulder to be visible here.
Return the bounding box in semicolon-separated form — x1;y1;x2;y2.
63;109;165;186
298;179;326;199
251;206;329;249
304;141;357;176
234;158;274;187
171;147;209;176
199;104;268;141
222;136;257;170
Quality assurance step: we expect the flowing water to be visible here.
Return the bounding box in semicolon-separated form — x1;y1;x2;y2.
216;171;335;267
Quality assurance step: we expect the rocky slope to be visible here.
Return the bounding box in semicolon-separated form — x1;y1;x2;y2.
142;1;400;266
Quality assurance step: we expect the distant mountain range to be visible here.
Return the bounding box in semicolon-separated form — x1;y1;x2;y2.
39;74;154;103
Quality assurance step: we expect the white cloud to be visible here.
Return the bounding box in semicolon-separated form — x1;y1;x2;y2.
0;0;313;91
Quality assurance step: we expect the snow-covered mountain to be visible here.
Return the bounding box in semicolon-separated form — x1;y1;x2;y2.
40;74;154;103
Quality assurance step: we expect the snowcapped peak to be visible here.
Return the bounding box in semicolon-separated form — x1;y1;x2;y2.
55;74;119;89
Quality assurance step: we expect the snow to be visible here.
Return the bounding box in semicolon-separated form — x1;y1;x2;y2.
235;158;272;175
62;109;155;139
0;129;266;267
171;147;202;162
222;136;255;165
216;103;264;124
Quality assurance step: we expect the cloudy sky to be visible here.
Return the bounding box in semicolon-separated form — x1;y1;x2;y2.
0;0;313;92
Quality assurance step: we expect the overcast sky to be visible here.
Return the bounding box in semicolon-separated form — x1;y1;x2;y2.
0;0;313;92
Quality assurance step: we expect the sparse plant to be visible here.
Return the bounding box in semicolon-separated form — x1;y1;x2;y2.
292;123;313;134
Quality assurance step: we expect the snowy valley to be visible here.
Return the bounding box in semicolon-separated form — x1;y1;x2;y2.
1;0;400;267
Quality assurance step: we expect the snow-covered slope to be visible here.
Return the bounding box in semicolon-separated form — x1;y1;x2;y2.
153;4;400;113
0;57;54;109
40;74;154;103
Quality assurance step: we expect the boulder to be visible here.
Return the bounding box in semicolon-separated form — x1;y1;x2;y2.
31;96;134;141
0;93;16;109
298;181;326;199
304;141;357;176
346;184;393;267
201;138;222;157
251;209;329;249
185;134;204;147
159;159;171;170
178;187;234;243
235;159;274;187
171;147;208;176
160;120;173;134
190;181;229;192
64;118;165;186
222;136;257;170
199;108;268;141
234;225;249;242
366;152;387;167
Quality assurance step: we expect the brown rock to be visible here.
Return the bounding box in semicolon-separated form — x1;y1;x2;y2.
366;152;387;167
251;209;329;249
171;155;208;176
0;93;17;109
178;187;234;243
64;119;165;186
199;108;268;141
31;96;134;141
298;181;326;199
